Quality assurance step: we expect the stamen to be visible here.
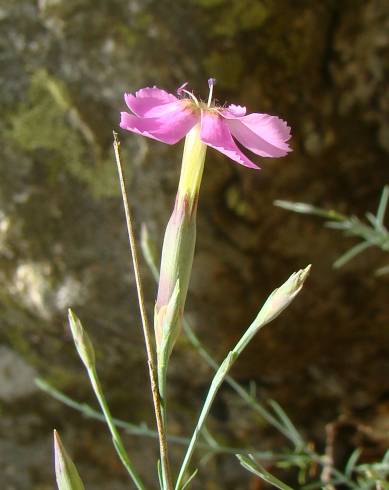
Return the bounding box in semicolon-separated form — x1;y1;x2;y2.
182;89;200;106
207;78;216;108
177;83;200;106
177;82;189;95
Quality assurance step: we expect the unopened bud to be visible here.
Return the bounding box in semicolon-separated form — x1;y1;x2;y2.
154;125;207;364
258;265;311;326
154;195;195;353
68;309;95;369
54;430;85;490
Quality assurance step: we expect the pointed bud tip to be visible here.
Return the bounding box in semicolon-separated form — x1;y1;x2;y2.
68;309;81;336
67;310;95;369
54;430;85;490
287;264;311;294
53;429;65;456
68;308;77;324
53;429;65;469
53;429;59;445
257;264;312;327
297;264;311;285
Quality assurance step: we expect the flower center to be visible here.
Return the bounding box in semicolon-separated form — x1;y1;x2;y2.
177;78;218;112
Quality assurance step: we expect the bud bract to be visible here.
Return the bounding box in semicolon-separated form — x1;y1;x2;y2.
54;430;85;490
68;309;95;370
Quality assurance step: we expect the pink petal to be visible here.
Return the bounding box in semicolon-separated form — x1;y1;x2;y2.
200;111;260;169
222;104;247;117
226;113;292;158
120;103;198;145
125;87;178;118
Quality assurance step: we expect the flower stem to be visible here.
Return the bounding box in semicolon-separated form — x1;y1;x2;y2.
182;321;295;442
113;133;173;490
140;224;295;441
174;269;310;490
86;365;146;490
38;377;305;462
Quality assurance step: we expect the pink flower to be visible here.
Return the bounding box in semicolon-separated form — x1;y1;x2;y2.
120;79;292;169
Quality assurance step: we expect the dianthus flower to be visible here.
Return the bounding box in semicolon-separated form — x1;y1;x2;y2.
120;79;291;169
119;79;292;394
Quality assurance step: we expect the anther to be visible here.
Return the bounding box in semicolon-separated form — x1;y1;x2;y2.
207;78;216;108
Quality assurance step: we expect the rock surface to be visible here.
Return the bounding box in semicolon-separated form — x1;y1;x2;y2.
0;0;388;488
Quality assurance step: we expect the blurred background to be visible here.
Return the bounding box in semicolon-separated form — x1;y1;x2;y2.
0;0;388;488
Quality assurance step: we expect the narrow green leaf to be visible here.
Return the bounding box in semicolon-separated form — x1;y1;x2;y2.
237;454;293;490
382;449;389;463
157;460;164;490
366;212;380;229
376;185;389;228
268;400;304;449
274;200;345;220
301;479;343;490
210;351;237;389
333;241;373;268
181;469;198;490
345;448;362;478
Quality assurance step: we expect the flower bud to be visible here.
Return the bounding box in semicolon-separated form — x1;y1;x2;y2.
53;430;85;490
154;124;207;360
68;309;95;370
258;265;311;326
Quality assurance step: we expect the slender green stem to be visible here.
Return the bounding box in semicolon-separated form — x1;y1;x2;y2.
141;237;355;488
113;133;172;490
183;320;298;444
376;185;389;228
86;366;146;490
175;352;236;489
175;266;311;490
41;376;357;489
141;223;296;443
37;378;303;462
175;311;271;489
309;454;359;489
